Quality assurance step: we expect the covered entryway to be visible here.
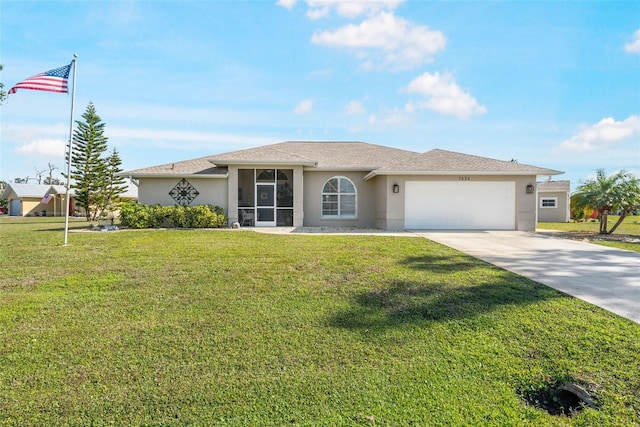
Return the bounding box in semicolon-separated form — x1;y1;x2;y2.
237;168;294;227
405;181;516;230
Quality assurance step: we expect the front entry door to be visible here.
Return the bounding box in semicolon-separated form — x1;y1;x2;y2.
255;183;276;226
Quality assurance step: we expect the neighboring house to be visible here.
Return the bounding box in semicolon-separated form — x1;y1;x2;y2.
1;184;74;217
1;182;138;217
537;180;570;223
122;141;563;231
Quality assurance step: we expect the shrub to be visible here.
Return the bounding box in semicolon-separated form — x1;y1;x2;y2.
149;204;172;228
119;201;149;229
169;204;189;228
118;203;227;229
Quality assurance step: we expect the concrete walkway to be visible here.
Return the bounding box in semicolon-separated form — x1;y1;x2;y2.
415;231;640;324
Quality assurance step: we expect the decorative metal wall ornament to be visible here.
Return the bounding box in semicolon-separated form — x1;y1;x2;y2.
169;179;199;205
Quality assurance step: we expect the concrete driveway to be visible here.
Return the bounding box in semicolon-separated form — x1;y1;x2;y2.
414;231;640;324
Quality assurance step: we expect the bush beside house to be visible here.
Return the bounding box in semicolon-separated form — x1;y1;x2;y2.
119;202;226;229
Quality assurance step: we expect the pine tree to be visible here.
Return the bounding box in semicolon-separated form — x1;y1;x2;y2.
99;148;128;222
69;102;108;220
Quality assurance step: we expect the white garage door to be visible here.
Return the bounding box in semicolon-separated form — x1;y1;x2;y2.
405;181;516;230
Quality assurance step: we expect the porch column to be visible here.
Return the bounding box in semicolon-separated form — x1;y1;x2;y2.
227;165;239;226
293;166;304;227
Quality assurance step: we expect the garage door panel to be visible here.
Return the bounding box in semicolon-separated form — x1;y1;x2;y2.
405;181;515;230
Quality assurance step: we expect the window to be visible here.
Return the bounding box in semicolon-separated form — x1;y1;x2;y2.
540;197;557;208
322;176;356;219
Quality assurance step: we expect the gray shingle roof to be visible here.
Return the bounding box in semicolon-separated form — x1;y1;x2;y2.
122;142;563;178
208;141;419;170
537;180;570;192
366;149;563;178
122;155;228;177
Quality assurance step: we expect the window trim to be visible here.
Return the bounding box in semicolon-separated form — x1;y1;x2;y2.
540;197;558;208
321;176;357;219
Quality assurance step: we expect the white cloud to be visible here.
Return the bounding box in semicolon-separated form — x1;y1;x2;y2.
553;115;640;153
380;108;411;126
311;12;446;70
15;139;67;158
2;123;69;169
294;99;314;114
404;100;416;113
345;100;366;115
366;107;412;127
105;127;274;146
624;29;640;54
403;71;487;120
306;0;403;19
276;0;297;10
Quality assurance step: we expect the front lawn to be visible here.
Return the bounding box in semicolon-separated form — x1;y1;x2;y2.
537;215;640;235
537;215;640;253
1;217;639;425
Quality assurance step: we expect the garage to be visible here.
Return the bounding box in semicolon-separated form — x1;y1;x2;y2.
405;181;516;230
10;199;21;216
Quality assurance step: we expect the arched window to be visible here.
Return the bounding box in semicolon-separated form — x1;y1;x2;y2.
321;176;357;219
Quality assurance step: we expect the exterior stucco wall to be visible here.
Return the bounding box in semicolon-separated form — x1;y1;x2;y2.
22;198;53;216
538;190;570;222
137;178;228;209
5;194;59;217
376;174;539;231
302;171;377;228
514;175;539;231
135;172;542;231
372;175;405;231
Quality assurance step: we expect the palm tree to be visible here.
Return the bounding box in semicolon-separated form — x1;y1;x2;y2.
572;169;640;234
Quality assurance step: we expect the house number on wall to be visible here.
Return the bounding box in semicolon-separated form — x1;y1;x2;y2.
458;176;471;181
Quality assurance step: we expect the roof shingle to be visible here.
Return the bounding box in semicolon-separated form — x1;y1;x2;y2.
368;149;562;176
123;155;228;177
122;142;562;178
537;180;570;192
207;141;419;169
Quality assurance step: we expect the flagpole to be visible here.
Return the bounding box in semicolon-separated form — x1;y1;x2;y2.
63;54;78;246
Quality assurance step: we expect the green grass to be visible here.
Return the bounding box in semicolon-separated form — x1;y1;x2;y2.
537;215;640;235
1;217;639;426
538;215;640;252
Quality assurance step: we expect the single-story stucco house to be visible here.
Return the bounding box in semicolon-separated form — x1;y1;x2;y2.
122;141;563;231
1;184;75;217
537;180;571;223
1;182;138;217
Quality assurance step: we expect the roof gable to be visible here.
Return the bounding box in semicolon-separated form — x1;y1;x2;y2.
208;141;419;170
207;143;318;166
123;155;228;178
2;183;53;198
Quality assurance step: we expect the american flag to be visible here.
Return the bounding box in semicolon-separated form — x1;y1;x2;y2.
9;63;71;94
41;194;54;204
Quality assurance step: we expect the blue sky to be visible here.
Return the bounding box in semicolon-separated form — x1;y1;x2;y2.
2;0;639;190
